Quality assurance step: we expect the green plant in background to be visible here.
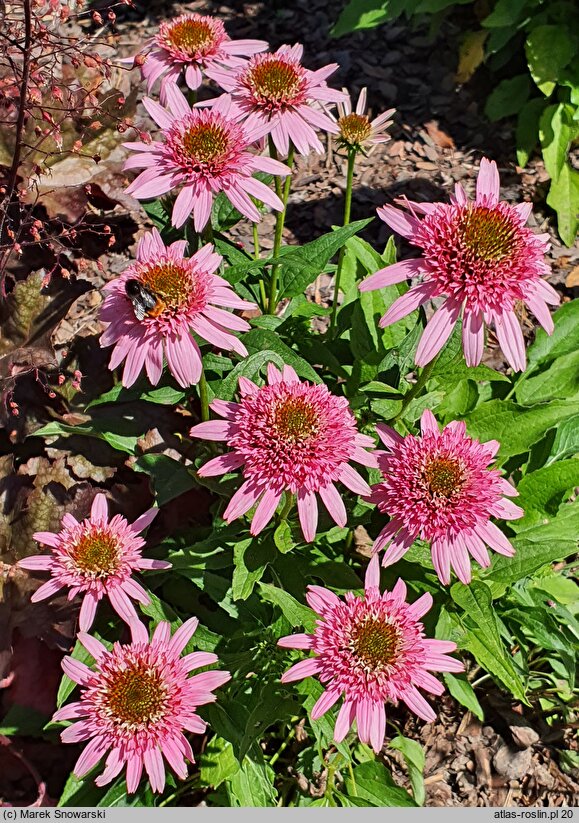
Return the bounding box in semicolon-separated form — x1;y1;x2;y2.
332;0;579;246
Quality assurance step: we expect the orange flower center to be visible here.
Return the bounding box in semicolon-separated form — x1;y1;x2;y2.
424;457;464;498
166;19;217;57
182;121;231;164
339;113;372;146
139;261;194;309
72;529;120;577
246;58;304;103
351;618;401;668
106;664;168;728
460;206;518;262
272;396;319;443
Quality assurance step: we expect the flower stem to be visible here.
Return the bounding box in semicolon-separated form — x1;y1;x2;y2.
267;138;294;315
269;726;296;767
329;148;356;336
390;355;438;424
278;492;294;523
198;364;210;423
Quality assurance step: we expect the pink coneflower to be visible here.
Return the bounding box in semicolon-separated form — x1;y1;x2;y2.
278;555;463;753
205;44;347;156
189;363;377;542
124;86;289;231
137;13;267;102
99;228;256;388
18;494;170;631
359;158;559;372
335;87;395;152
53;618;231;793
369;409;524;585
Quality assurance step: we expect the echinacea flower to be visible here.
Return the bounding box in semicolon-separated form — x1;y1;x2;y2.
53;618;230;793
138;13;267;102
124;86;289;231
204;44;347;156
189;363;377;542
278;555;463;753
100;229;256;388
335;87;395;152
19;494;170;631
359;158;559;372
370;409;524;585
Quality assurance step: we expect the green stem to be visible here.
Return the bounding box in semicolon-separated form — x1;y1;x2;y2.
347;759;357;796
267;138;294;315
198;365;209;423
329;148;356;336
277;492;294;523
270;727;296;767
389;355;438;424
254;221;268;311
324;752;344;806
504;363;537;401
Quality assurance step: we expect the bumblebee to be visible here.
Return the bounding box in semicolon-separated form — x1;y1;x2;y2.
125;279;167;320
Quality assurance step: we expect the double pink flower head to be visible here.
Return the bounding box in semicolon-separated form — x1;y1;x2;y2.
19;493;170;631
278;555;463;753
100;229;255;388
190;363;378;542
360;158;558;372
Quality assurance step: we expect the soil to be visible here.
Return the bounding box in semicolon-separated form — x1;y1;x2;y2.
1;0;578;808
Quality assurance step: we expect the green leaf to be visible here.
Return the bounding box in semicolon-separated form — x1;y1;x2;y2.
547;416;579;464
390;735;425;805
547;158;579;247
276;219;373;300
140;197;180;243
242;329;321;383
526;26;575;96
541;103;579;181
32;419;140;454
485;75;530;122
531;575;579;606
512;461;579;531
273;519;294;554
482;505;579;588
517;350;579;404
462;399;579;459
226;755;277;806
451;581;526;701
516;98;545;167
482;0;527;28
345;761;417;807
216;349;284;401
134;453;196;505
0;705;48;737
212;173;274;232
331;0;391;37
59;773;104;807
232;537;271;601
443;673;484;721
527;300;579;367
429;323;509;385
258;582;317;631
200;736;240;788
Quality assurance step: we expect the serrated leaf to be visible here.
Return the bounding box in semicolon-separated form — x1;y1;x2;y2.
242;329;321;383
273;519;294;553
276;219;373;300
331;0;391;38
463;399;579;459
517;350;579;404
512;461;579;531
258;582;317;631
482;505;579;588
527;300;579;367
232;537;271;601
451;581;526;701
226;755;277;807
200;736;240;788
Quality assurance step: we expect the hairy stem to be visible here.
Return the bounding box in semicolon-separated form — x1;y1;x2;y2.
198;365;210;423
329;148;356;336
267;138;294;315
